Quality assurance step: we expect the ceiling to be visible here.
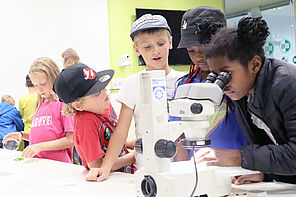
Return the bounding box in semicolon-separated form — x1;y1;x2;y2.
224;0;291;18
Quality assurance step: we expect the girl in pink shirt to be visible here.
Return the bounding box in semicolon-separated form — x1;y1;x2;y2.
4;57;74;163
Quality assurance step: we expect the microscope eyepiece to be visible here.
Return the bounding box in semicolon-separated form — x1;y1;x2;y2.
205;72;231;89
205;72;218;83
214;72;231;89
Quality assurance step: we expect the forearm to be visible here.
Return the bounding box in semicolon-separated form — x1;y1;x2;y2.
36;132;74;151
88;158;103;169
101;129;129;171
87;151;134;170
174;133;190;161
101;104;133;171
111;152;135;171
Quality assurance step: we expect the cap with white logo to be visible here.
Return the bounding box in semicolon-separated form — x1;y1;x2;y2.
178;6;226;49
53;63;114;104
182;20;188;30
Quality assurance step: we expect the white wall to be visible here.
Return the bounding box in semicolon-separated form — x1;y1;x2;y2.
0;0;110;107
227;4;296;66
262;5;296;64
224;0;290;17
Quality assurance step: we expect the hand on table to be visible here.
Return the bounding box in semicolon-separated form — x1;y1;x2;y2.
85;166;111;182
22;144;44;158
196;148;242;167
192;147;215;163
232;173;264;185
195;148;263;185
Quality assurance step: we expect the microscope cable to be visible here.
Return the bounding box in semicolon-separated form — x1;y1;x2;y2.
190;145;198;197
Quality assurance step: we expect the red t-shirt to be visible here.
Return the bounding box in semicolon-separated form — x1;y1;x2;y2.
73;104;118;169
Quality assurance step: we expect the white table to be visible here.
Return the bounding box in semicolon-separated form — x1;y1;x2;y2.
230;182;296;196
0;149;295;197
0;149;135;197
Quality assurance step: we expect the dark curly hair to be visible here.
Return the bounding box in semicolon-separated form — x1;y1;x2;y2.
202;17;270;67
195;17;226;45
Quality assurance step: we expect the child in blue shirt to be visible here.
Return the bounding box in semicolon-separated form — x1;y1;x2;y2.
0;95;24;148
174;6;248;160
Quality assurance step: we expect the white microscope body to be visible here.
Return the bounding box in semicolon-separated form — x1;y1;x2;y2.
135;70;255;197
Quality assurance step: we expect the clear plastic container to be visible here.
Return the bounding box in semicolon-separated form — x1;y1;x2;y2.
3;139;20;150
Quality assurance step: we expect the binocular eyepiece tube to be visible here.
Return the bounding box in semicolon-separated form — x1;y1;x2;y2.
205;72;231;89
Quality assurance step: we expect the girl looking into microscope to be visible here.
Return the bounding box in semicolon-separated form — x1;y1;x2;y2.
199;16;296;184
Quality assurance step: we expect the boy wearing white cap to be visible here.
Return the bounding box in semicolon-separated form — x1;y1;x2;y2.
86;14;185;181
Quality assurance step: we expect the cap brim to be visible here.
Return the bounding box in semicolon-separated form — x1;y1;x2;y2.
130;27;171;40
177;34;202;49
83;69;114;97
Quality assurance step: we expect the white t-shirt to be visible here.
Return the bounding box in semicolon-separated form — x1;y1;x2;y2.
116;68;184;168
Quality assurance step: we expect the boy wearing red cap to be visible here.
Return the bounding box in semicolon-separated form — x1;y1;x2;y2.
53;64;136;178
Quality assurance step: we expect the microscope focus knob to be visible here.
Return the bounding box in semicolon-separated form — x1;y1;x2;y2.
154;139;176;158
190;103;203;114
135;138;143;153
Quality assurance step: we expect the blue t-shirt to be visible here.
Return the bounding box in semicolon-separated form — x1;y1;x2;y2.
0;102;24;139
170;74;248;154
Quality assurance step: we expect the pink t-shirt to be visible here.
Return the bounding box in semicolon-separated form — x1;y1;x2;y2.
30;99;74;163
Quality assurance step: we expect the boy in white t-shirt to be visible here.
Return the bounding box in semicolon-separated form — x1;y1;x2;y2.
85;14;185;181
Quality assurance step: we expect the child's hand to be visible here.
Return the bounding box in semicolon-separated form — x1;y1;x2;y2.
22;144;44;158
3;132;22;144
192;148;216;163
85;167;111;182
125;139;136;150
232;173;264;185
196;148;241;166
85;168;101;182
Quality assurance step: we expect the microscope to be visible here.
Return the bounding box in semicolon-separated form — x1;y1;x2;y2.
134;70;257;197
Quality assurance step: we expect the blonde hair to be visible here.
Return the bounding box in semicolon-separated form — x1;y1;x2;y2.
29;57;60;114
133;29;171;46
62;97;85;117
1;95;15;106
62;48;81;68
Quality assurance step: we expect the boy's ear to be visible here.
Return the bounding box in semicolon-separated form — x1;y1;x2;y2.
169;36;173;50
72;102;83;111
133;44;141;56
249;55;262;74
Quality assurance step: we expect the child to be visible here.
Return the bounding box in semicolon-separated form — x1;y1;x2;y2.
3;57;74;163
0;95;24;148
19;74;37;149
53;63;135;176
61;48;82;164
200;17;296;184
87;14;185;182
61;48;81;69
175;6;247;155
